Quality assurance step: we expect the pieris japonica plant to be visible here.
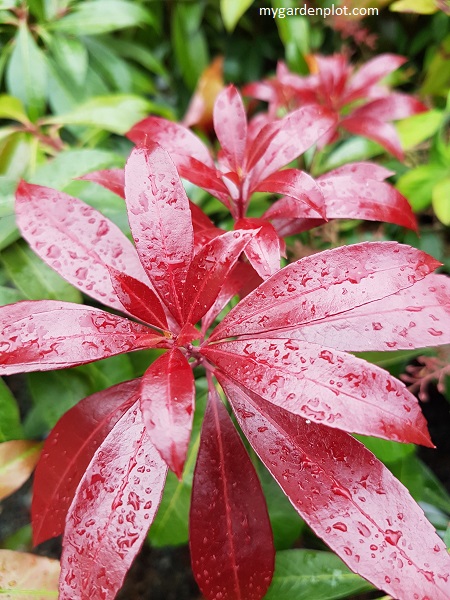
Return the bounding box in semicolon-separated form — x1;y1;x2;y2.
1;85;450;600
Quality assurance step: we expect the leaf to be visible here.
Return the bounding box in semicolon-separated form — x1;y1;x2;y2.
344;54;406;102
49;34;88;88
0;550;59;598
80;168;126;199
0;300;165;375
183;56;224;130
278;273;450;352
208;242;440;342
350;93;426;123
6;22;47;121
342;116;404;160
59;401;167;600
0;94;29;124
52;0;155;34
171;2;208;90
16;181;149;313
396;165;446;212
432;178;450;225
213;85;247;171
0;378;23;442
203;338;432;446
0;440;42;501
264;549;373;600
1;239;82;303
390;0;438;13
396;110;443;150
108;267;168;331
222;378;450;600
44;94;160;135
124;144;194;323
32;379;140;546
182;229;257;325
141;349;195;478
220;0;254;31
189;382;274;600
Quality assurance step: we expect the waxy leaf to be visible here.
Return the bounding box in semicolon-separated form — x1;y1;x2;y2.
124;144;194;323
235;219;282;279
342;116;404;160
213;85;247;172
190;383;274;600
0;301;166;375
108;267;168;330
221;378;450;600
203;338;432;446
32;380;140;546
141;349;195;478
59;401;167;600
182;229;257;325
16;182;148;313
209;242;440;342
343;54;407;103
0;550;59;597
0;440;42;501
276;273;450;352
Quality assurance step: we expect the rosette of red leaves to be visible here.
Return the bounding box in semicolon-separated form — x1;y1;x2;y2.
1;143;450;600
245;54;427;159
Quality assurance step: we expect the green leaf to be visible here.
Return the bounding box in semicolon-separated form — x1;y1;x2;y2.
432;177;450;225
52;0;155;35
49;33;88;88
6;22;47;121
272;0;310;70
421;35;450;97
81;354;134;393
264;550;373;600
396;110;443;150
0;95;30;124
0;379;23;442
396;164;447;212
355;435;415;464
30;148;123;189
390;0;438;13
84;37;132;93
1;239;82;302
149;385;207;547
0;285;23;305
220;0;254;32
319;137;382;173
171;3;208;90
0;132;33;179
444;524;450;550
44;94;170;134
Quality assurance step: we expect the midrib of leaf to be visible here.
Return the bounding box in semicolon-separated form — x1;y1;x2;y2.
0;589;58;596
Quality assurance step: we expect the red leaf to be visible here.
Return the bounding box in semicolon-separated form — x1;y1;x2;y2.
342;116;404;160
220;378;450;600
127;117;216;170
350;93;427;122
343;54;407;103
59;401;167;600
189;381;274;600
140;349;195;478
317;164;417;231
32;379;140;546
15;181;149;313
80;169;125;198
179;157;231;206
246;105;336;186
254;169;325;218
213;85;248;172
281;273;450;352
182;229;257;325
124;143;194;323
235;218;282;279
108;267;168;330
203;338;432;446
209;242;440;342
0;301;166;375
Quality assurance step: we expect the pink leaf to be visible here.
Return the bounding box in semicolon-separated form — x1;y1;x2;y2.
254;169;326;218
127;117;215;170
281;273;450;352
0;301;166;375
15;181;149;313
213;85;248;172
108;267;168;330
209;242;440;342
189;381;274;600
343;54;407;103
59;401;167;600
140;349;195;478
79;169;125;198
350;93;427;122
203;338;432;446
124;143;194;323
182;229;257;325
179;157;231;206
235;219;282;279
342;116;404;160
32;379;140;546
221;378;450;600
